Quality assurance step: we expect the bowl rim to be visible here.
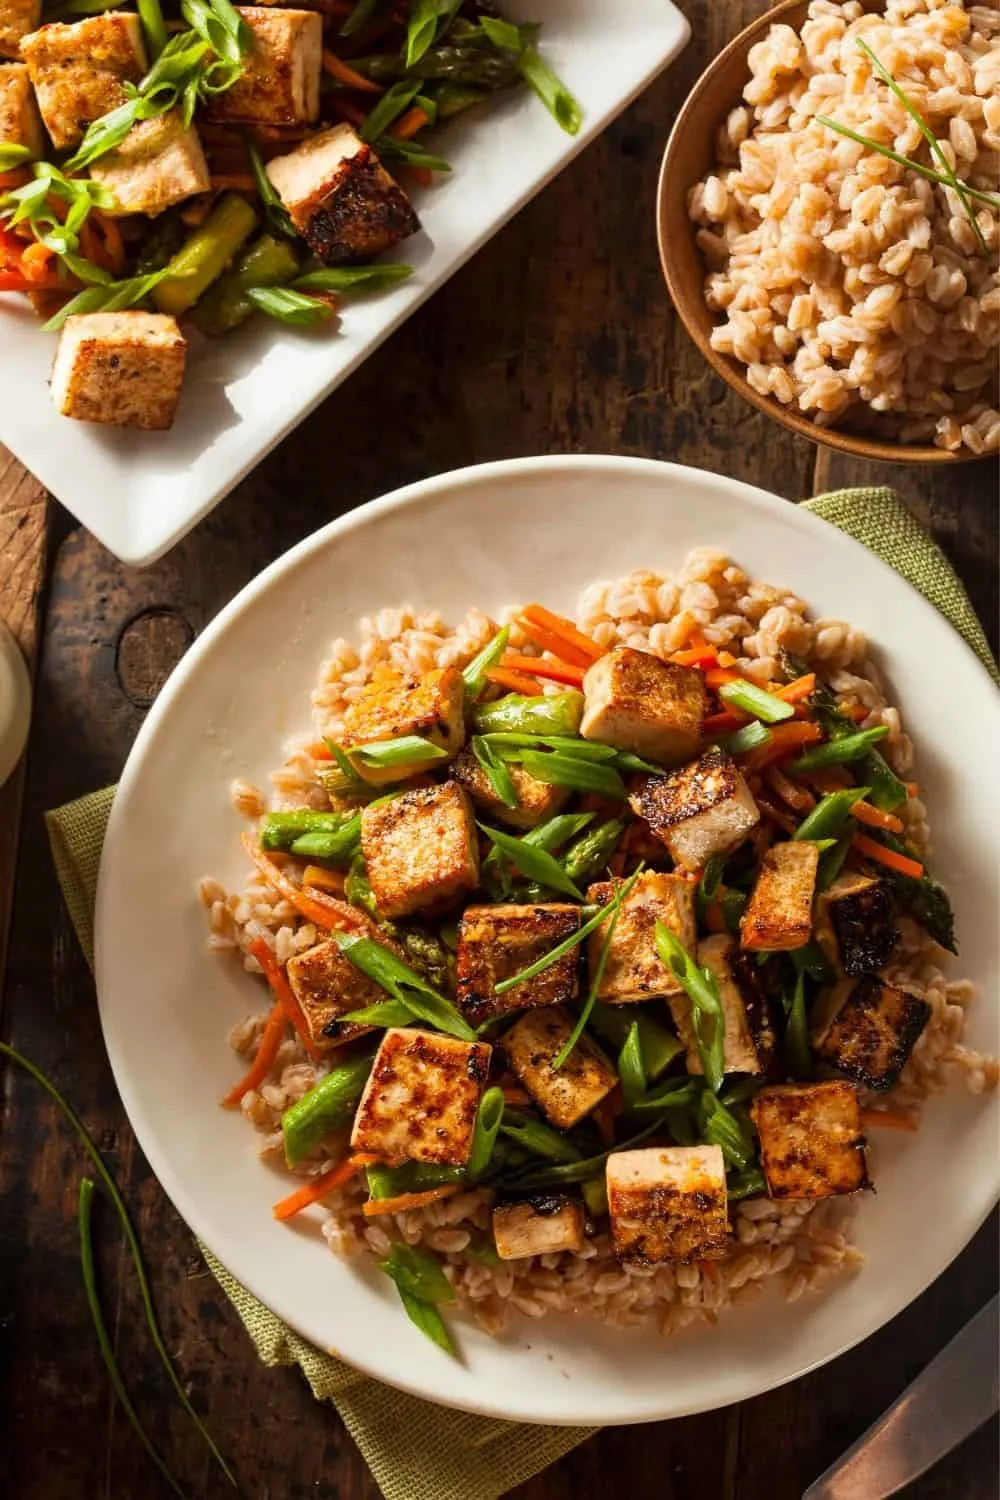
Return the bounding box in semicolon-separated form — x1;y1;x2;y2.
656;0;981;466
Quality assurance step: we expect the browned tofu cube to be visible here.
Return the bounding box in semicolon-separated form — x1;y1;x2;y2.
350;1026;491;1166
607;1145;729;1264
360;781;479;919
751;1081;869;1199
631;747;759;872
208;7;321;125
338;664;464;784
587;871;696;1004
492;1196;586;1260
580;647;706;766
815;873;899;977
740;840;819;952
811;975;931;1091
451;746;569;830
90;110;210;217
456;903;580;1024
0;0;40;61
284;937;379;1050
0;61;42;154
266;122;419;264
50;312;186;430
22;14;146;150
674;935;778;1075
503;1006;616;1130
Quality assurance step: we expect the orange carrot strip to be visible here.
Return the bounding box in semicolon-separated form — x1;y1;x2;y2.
774;673;816;703
321;50;382;92
802;765;852;793
501;652;585;688
906;782;920;799
851;833;924;879
519;604;604;663
94;212;124;274
842;703;869;723
739;720;823;773
272;1153;377;1220
851;800;905;835
765;765;815;814
485;665;543;695
21;240;56;283
860;1107;917;1132
248;937;323;1063
361;1184;462;1217
301;865;347;895
515;615;594;668
716;650;738;669
756;793;798;836
242;833;371;933
390;105;430;141
671;645;719;668
704;666;743;689
306;740;334;760
702;709;748;736
221;999;286;1107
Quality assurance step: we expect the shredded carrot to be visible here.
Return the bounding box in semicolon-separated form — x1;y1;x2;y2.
20;240;56;283
501;651;585;688
774;673;816;703
765;765;815;814
362;1184;462;1217
704;666;743;690
273;1154;378;1221
906;782;920;799
739;720;823;772
515;615;594;669
249;937;323;1063
851;800;904;835
301;864;347;895
390;105;430;141
0;268;62;292
704;899;727;934
321;49;382;92
671;644;719;668
801;765;852;793
242;833;371;933
860;1107;917;1132
519;604;604;664
851;833;924;879
93;212;124;274
701;709;748;737
306;741;333;761
500;1085;531;1107
756;793;798;836
484;665;542;696
716;650;738;669
750;821;775;859
221;999;286;1108
842;702;869;723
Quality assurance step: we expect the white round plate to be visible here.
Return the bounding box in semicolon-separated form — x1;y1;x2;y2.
96;456;999;1426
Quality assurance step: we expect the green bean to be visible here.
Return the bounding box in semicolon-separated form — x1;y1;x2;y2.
471;690;584;737
433;79;489;116
478;823;583;899
793;786;870;844
366;1161;467;1197
784;971;811;1080
789;726;890;773
561;817;627;884
497;1109;583;1164
282;1052;374;1165
154;192;257;316
259;808;356;851
467;1086;505;1181
817;832;853;891
193;233;300;336
289;815;362;863
720;888;748;934
587;1002;683;1080
726;1167;767;1202
860;749;909;812
357;42;520;88
345;858;378;917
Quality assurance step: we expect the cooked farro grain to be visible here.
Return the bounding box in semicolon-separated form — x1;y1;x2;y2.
689;0;1000;452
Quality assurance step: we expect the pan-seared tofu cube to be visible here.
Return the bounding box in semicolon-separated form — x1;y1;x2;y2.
50;312;186;431
266;122;419;264
456;903;580;1024
673;935;778;1075
815;873;899;977
492;1196;586;1261
587;871;696;1004
350;1026;491;1166
631;747;759;872
208;7;321;125
360;781;478;919
581;648;706;766
284;937;380;1050
0;62;42;154
21;14;146;150
811;975;931;1091
607;1145;729;1264
338;664;465;784
751;1081;868;1199
451;746;569;830
0;0;40;60
740;840;819;952
503;1006;616;1130
90;110;210;217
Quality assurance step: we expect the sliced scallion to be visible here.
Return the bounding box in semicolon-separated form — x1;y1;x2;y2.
471;737;518;810
551;905;619;1070
519;749;626;800
494;865;644;996
462;624;510;699
338;734;450;771
617;1021;646;1110
332;933;476;1040
478;822;583;900
789;726;889;773
467;1086;506;1181
654;923;725;1093
719;679;794;724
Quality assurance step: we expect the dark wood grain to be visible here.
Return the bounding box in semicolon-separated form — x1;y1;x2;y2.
0;1;996;1495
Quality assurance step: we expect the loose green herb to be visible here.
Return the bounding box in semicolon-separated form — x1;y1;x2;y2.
0;144;31;171
396;1287;457;1355
587;1002;684;1080
696;853;725;923
813;114;1000;216
468;1086;506;1181
376;135;452;173
479;15;580;135
361;79;424;142
405;0;464;67
484;733;618;761
817;831;853;891
631;1076;701;1113
478;822;583;899
137;0;168;57
500;1118;664;1192
789;726;889;773
718;679;794;724
494;866;644;996
334;932;476;1040
654;922;725;1093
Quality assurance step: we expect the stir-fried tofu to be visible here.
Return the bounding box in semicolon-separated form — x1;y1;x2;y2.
456;903;580;1023
751;1081;868;1199
350;1026;491;1166
587;871;696;1004
0;0;39;60
740;840;819;952
815;873;899;977
451;746;569;830
492;1195;586;1261
503;1006;617;1130
90;110;210;217
607;1145;729;1264
632;747;759;872
208;7;321;125
360;781;479;919
676;935;778;1075
581;648;706;766
811;975;931;1091
284;937;381;1050
21;14;146;150
0;62;42;154
339;664;465;784
266;123;419;264
50;312;186;430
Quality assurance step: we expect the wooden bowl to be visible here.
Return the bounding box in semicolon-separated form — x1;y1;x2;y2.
656;0;977;464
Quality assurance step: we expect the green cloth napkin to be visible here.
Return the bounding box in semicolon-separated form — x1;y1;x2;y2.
43;486;997;1500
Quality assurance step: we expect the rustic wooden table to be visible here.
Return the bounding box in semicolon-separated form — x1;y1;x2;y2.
1;2;997;1495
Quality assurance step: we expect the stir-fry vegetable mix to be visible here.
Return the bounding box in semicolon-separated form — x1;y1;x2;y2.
225;608;954;1353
